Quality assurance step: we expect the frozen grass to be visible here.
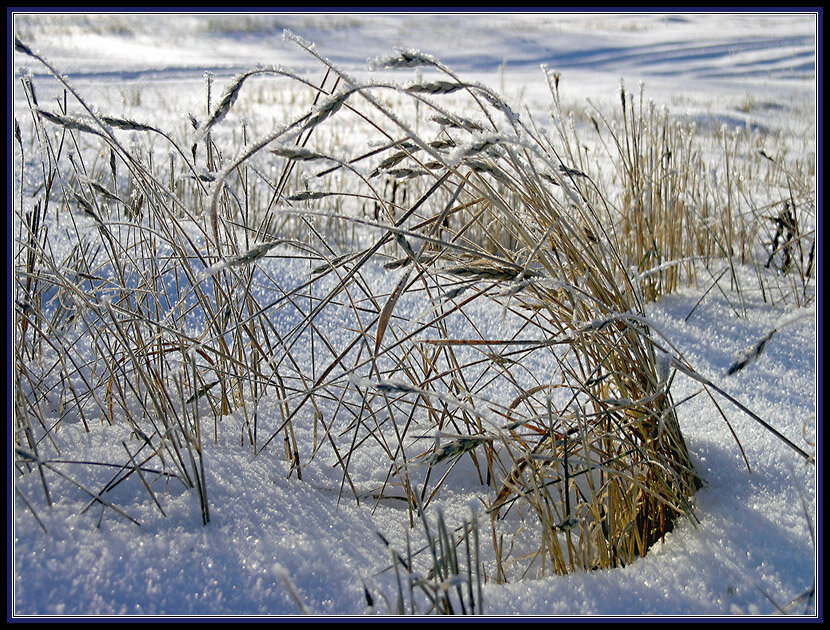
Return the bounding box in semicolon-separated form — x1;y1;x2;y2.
12;14;817;618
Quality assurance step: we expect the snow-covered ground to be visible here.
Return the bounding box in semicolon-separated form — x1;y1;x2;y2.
10;11;819;619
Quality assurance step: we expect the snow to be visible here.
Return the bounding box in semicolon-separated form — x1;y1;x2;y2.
10;10;819;620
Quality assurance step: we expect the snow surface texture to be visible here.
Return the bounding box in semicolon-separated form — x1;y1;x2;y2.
11;11;818;618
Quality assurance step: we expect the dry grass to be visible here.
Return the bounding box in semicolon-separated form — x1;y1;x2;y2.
13;29;815;599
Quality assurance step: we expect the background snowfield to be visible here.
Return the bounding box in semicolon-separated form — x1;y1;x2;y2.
10;11;819;619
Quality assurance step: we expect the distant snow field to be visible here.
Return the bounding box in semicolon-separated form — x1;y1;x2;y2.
11;11;818;619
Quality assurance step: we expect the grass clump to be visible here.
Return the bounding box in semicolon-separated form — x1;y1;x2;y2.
13;28;815;597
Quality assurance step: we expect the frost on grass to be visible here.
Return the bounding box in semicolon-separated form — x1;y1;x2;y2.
12;16;816;617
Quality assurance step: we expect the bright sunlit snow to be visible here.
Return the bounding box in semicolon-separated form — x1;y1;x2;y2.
11;11;818;619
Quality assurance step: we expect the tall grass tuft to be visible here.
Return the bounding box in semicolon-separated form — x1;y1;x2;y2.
13;30;814;593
